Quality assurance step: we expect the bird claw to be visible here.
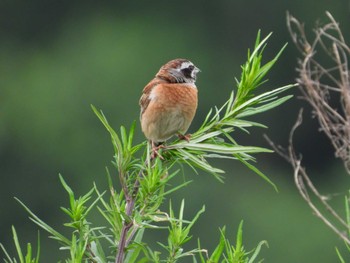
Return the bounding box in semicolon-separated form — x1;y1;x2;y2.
151;143;165;160
177;133;191;142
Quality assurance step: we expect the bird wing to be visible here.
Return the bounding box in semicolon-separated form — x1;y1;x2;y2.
139;78;161;117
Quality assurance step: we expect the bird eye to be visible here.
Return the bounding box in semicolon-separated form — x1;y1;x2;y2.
188;65;194;71
181;67;192;78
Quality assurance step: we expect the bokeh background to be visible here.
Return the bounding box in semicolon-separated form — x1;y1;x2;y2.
1;1;350;262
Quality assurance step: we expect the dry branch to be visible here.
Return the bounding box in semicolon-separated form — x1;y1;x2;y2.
287;11;350;173
266;12;350;246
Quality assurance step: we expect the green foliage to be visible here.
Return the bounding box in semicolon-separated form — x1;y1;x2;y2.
198;222;267;263
1;32;294;262
0;227;40;263
335;191;350;262
166;32;294;190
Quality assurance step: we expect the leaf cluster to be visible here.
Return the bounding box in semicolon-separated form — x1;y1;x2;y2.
1;32;294;263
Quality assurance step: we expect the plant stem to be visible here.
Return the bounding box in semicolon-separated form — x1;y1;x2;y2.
115;162;145;263
115;221;132;263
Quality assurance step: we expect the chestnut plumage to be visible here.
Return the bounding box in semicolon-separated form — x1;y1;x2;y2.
139;58;200;154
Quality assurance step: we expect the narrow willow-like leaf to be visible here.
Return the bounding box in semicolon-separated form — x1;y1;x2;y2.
124;228;145;263
346;193;350;236
186;205;205;230
128;121;136;150
176;149;225;174
178;143;273;155
231;84;295;115
236;95;293;118
248;240;268;263
24;243;32;263
163;180;192;196
12;227;24;263
15;198;71;246
235;221;244;253
0;243;14;263
236;154;278;191
88;240;107;263
336;247;346;263
199;108;213;130
209;227;226;262
222;119;267;129
176;149;225;182
190;128;233;143
59;174;75;211
35;231;40;263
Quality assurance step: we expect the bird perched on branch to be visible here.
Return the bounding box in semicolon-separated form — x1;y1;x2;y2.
139;58;200;158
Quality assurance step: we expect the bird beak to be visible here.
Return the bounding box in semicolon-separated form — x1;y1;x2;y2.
191;66;201;81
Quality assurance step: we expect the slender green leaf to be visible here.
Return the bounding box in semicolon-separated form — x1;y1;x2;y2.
209;227;226;262
0;242;14;263
232;84;295;115
236;154;278;191
248;240;268;263
236;95;293;118
235;221;244;253
12;227;24;263
124;228;145;263
336;247;346;263
346;193;350;236
171;143;272;155
15;198;71;246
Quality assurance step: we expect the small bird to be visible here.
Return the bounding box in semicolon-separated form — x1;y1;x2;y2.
139;58;200;158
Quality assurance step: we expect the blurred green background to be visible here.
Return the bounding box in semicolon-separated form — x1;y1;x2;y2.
1;1;350;262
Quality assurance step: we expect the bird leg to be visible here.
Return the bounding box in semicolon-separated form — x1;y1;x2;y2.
151;141;165;160
177;133;191;142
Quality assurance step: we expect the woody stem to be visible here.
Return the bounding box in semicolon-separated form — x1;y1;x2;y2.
115;162;145;263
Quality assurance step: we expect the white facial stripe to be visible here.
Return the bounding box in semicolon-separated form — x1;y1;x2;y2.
168;60;199;83
179;61;193;70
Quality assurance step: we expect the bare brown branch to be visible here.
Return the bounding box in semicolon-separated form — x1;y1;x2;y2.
265;111;350;245
287;12;350;173
266;12;350;247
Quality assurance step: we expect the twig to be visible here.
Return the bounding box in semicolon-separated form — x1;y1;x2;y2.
115;160;147;263
293;161;350;244
287;11;350;173
265;110;350;245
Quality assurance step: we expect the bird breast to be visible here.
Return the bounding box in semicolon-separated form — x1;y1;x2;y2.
141;83;198;142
